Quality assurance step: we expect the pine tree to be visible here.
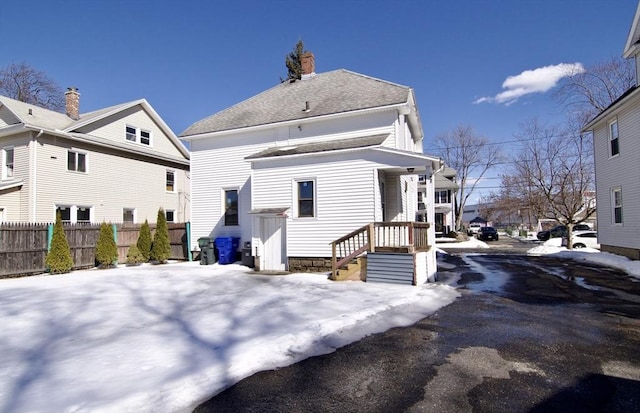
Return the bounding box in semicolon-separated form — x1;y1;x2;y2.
126;244;145;265
137;219;152;262
96;222;118;268
284;39;307;81
151;208;171;263
45;212;73;274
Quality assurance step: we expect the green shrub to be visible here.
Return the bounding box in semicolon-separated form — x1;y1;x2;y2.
126;244;145;265
137;219;152;262
96;222;118;268
150;208;171;263
45;212;74;274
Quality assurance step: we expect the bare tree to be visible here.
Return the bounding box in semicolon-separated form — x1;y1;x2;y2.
0;62;64;111
554;56;634;126
433;125;502;231
505;119;596;249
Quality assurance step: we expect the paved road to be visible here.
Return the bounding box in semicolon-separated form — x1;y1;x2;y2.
194;240;640;413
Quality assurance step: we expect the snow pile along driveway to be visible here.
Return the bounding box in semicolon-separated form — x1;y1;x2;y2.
0;262;459;413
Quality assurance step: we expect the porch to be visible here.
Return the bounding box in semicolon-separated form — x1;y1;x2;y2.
330;222;433;285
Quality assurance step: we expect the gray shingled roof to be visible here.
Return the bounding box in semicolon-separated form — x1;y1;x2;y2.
245;134;388;160
180;69;412;137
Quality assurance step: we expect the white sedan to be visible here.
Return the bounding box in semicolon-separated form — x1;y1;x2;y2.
561;230;600;249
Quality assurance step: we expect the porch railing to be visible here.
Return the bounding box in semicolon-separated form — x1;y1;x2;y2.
330;222;431;279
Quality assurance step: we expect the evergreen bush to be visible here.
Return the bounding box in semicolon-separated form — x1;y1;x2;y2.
137;219;152;262
150;208;171;263
45;212;74;274
126;244;145;265
96;222;118;268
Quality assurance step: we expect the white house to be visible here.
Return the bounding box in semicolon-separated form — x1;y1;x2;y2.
0;89;190;225
181;53;442;284
418;166;457;236
582;2;640;260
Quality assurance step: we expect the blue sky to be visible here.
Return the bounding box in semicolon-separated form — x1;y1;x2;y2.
1;0;636;198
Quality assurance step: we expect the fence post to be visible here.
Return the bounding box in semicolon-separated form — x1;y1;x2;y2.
112;224;118;243
185;222;192;261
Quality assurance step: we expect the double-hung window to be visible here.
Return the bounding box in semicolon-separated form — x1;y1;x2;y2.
224;189;238;226
609;119;619;157
165;209;175;223
125;125;151;146
297;180;315;218
56;205;92;223
67;150;86;172
2;147;14;179
166;170;175;192
612;187;623;225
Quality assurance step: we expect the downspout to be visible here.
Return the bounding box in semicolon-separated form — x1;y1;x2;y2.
31;130;44;221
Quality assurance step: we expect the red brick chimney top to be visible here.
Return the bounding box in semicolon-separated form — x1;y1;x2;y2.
65;87;80;120
300;52;315;79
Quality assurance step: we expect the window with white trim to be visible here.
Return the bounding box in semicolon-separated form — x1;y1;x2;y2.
224;189;238;226
123;208;135;223
125;125;151;146
609;119;619;157
612;187;623;225
67;150;86;172
165;209;175;223
166;170;175;192
2;147;14;179
56;205;93;223
296;179;315;218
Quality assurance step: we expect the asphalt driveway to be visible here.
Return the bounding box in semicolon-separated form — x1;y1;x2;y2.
195;249;640;413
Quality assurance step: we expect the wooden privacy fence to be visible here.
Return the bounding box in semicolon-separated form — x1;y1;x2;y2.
0;222;190;278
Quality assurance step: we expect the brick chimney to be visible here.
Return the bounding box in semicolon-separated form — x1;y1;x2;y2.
300;52;315;80
65;87;80;120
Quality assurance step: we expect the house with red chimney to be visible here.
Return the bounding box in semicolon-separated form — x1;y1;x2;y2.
0;88;190;224
181;53;443;284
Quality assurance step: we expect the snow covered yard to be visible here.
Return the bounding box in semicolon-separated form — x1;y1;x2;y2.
0;262;459;413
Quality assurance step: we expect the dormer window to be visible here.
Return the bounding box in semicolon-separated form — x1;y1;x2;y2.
125;125;151;146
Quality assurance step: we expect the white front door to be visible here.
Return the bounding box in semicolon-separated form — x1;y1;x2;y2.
260;216;286;271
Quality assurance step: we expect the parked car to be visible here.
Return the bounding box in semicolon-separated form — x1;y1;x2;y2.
477;226;499;241
467;223;483;236
536;224;591;241
561;230;599;249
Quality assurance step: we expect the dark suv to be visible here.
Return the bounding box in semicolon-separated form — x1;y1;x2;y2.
477;226;499;241
536;224;591;241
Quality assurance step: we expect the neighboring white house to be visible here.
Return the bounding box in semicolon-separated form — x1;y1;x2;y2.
418;166;457;236
0;89;190;224
582;2;640;260
181;53;442;283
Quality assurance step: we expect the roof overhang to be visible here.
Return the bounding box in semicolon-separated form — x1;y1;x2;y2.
0;179;23;192
180;104;406;141
248;207;290;216
582;86;640;131
624;2;640;58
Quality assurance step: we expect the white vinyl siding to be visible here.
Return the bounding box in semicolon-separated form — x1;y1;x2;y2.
32;135;189;224
591;91;640;251
252;156;379;257
75;107;184;159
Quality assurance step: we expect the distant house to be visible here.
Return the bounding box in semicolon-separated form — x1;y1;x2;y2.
581;3;640;260
181;53;442;284
0;89;190;224
418;166;457;236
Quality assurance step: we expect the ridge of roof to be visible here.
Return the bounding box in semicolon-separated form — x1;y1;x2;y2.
180;69;412;137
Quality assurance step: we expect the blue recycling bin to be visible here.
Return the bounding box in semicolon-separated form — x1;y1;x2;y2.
215;237;241;265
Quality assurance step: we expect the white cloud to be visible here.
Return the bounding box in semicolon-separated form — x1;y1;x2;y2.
474;63;585;105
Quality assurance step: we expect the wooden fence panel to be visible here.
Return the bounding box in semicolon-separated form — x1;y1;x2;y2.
0;223;49;277
0;222;189;278
65;224;101;269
